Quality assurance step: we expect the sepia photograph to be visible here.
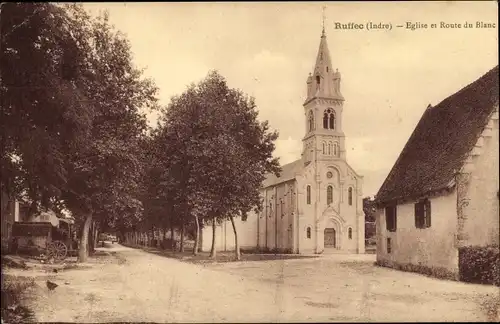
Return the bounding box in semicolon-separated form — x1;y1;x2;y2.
1;1;499;323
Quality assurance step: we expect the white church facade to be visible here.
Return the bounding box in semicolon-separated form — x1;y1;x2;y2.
201;29;365;254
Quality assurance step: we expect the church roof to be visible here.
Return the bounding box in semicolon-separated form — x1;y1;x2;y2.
313;32;332;76
375;65;499;206
262;159;303;188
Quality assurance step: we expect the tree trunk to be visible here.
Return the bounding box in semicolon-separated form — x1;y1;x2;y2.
151;224;154;247
210;217;217;258
88;222;94;254
93;224;99;251
170;224;175;251
229;215;240;260
89;222;96;255
78;214;93;263
162;226;167;249
193;215;200;255
180;223;185;252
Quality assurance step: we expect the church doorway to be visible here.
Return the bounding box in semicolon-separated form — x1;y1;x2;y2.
324;228;336;248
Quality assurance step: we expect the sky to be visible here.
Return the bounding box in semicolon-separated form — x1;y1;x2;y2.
83;1;498;197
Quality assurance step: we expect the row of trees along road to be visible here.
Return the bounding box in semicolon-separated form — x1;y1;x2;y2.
1;3;281;262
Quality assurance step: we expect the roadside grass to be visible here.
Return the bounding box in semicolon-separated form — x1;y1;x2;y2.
365;245;376;254
1;274;37;323
477;293;500;322
124;244;317;264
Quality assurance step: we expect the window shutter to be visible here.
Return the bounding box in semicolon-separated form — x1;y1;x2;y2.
386;205;397;232
414;203;419;228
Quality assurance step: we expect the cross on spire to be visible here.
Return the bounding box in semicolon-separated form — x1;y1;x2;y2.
322;5;326;36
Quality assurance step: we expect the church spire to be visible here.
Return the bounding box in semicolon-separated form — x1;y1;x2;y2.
315;5;331;73
313;28;332;76
306;19;343;101
321;5;326;37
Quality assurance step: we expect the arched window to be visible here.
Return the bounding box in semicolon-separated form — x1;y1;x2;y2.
323;109;335;130
308;111;314;132
306;186;311;205
306;227;311;239
327;142;331;155
329;113;336;130
316;75;320;85
348;228;352;239
348;187;353;206
322;142;326;154
333;143;338;157
327;185;333;205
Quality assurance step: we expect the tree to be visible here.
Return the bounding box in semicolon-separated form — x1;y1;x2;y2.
363;197;376;222
146;124;193;252
1;3;158;262
156;71;280;260
363;196;376;240
58;5;158;262
1;3;94;213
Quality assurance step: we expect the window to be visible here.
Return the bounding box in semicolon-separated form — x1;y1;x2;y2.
348;228;352;239
385;205;397;232
307;227;311;239
327;142;331;155
333;143;338;157
329;113;335;130
269;202;273;218
308;111;314;132
327;186;333;205
387;238;392;253
348;187;353;206
322;142;326;154
306;186;311;205
316;75;320;85
414;199;431;229
326;66;329;72
323;109;336;130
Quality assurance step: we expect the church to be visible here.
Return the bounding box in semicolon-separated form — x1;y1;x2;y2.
201;28;365;254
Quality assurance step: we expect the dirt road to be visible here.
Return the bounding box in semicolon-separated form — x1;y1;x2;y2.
6;244;499;322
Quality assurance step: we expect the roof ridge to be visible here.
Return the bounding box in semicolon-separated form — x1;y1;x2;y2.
375;65;498;205
374;106;430;200
433;65;499;109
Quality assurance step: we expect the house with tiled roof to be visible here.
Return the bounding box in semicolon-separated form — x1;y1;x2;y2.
200;29;365;254
374;65;499;279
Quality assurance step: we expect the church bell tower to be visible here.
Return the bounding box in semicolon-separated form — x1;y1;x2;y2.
302;26;346;166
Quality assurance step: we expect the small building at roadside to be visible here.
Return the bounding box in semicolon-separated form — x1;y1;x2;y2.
374;66;499;279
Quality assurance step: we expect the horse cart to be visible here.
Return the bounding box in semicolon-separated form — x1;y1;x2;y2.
11;217;78;262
